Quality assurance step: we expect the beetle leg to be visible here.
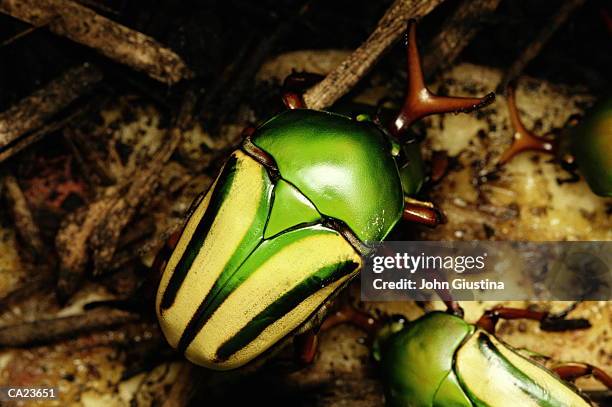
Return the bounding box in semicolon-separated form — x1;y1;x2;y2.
552;363;612;389
282;71;324;109
429;150;450;183
293;306;380;364
389;20;495;140
240;125;257;139
320;305;381;334
402;196;445;227
293;329;319;365
498;85;557;165
476;303;591;334
443;301;465;318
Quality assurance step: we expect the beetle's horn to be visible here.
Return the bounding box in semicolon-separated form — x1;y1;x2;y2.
498;85;557;165
390;20;495;140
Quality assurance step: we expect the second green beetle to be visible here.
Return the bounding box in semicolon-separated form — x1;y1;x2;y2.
376;311;604;406
499;87;612;197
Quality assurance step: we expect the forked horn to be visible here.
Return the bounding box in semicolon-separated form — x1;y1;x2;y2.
498;85;556;165
390;20;495;140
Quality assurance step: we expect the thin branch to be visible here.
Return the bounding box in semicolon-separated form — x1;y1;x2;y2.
0;64;102;163
422;0;501;76
0;0;193;84
0;271;55;313
1;21;51;47
498;0;587;90
203;2;311;130
0;308;139;347
2;175;47;259
64;125;117;185
302;0;446;110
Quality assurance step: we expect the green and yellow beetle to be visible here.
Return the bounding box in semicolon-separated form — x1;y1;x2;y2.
328;304;611;407
155;21;494;370
499;86;612;197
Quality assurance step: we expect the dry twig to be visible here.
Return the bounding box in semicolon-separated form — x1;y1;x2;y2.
0;64;102;163
0;308;139;347
63;126;116;185
0;273;56;312
302;0;446;110
498;0;587;90
0;0;193;84
2;175;47;258
422;0;501;76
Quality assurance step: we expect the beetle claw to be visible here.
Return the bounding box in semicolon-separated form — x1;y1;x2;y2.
390;20;495;140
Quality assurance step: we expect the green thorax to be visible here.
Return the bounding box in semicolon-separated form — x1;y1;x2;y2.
252;109;404;244
571;97;612;197
379;312;474;407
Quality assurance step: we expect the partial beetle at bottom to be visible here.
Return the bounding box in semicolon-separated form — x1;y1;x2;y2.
323;303;612;407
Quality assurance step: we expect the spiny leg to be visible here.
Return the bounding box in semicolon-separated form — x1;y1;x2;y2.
389;20;495;140
476;302;591;334
498;85;556;165
552;363;612;389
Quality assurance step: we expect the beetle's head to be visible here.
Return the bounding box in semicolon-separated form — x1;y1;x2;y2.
371;314;409;362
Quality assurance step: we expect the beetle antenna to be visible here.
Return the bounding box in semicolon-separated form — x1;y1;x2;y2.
390;20;495;140
498;85;557;165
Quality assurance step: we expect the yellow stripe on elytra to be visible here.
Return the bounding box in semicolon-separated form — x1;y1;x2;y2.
456;331;589;407
493;335;589;406
184;232;361;369
456;331;540;407
156;150;266;348
155;168;220;339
